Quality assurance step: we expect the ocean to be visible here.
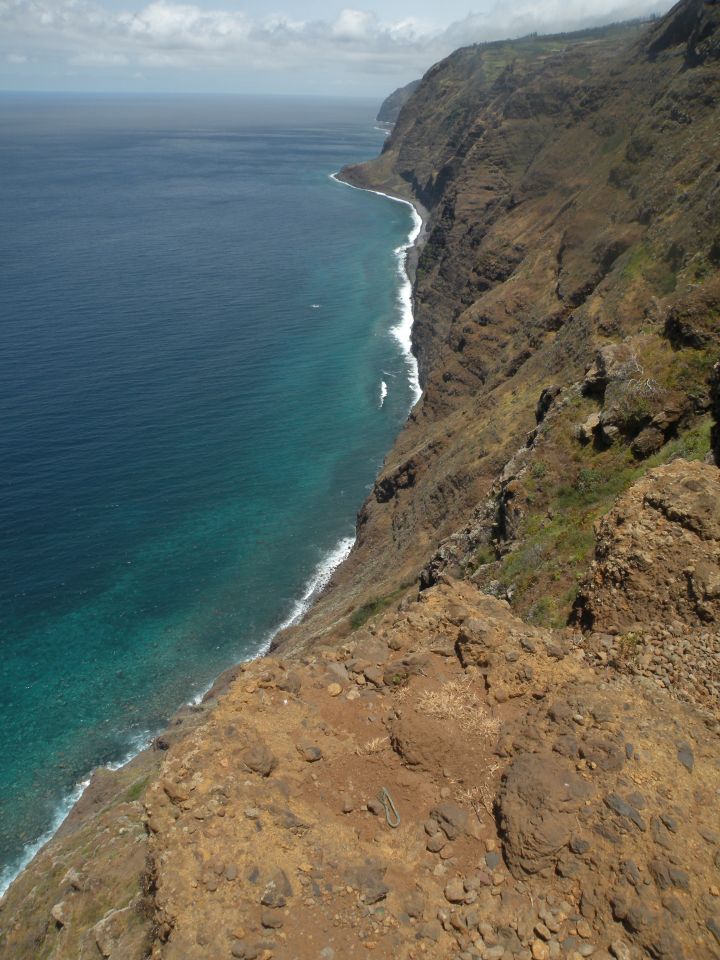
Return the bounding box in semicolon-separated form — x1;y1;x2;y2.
0;93;418;893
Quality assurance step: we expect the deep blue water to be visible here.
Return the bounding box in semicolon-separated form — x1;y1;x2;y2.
0;93;415;891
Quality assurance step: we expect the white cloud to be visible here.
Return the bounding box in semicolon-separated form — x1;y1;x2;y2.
331;8;376;41
0;0;671;89
121;1;251;49
444;0;664;45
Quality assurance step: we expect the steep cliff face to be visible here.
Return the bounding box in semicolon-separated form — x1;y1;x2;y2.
2;3;720;957
283;0;720;649
375;79;421;124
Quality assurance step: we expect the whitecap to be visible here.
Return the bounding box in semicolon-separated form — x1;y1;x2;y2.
105;730;153;770
0;721;159;900
379;380;388;407
329;172;422;406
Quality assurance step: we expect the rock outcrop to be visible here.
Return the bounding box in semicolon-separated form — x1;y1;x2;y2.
575;460;720;714
282;0;720;651
3;564;719;959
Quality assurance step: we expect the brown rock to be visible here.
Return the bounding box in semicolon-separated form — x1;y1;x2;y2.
260;869;293;908
276;670;302;695
242;743;278;777
444;877;466;903
50;902;68;928
431;802;477;841
231;940;259;959
498;753;593;876
260;908;284;929
531;941;550;960
363;665;385;687
427;833;446;853
297;743;323;763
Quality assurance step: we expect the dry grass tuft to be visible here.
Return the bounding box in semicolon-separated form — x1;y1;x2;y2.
355;736;389;756
455;761;501;816
415;676;500;737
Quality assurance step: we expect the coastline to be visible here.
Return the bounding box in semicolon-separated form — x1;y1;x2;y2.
5;9;720;955
329;170;427;407
0;531;357;900
0;168;427;904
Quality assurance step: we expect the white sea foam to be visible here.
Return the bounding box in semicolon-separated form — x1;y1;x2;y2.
105;729;153;770
190;678;216;706
0;774;90;899
188;537;354;701
0;725;157;900
379;380;388;407
330;172;422;406
272;534;355;635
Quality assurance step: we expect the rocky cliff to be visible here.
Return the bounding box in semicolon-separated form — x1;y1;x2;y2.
376;80;422;124
1;2;719;959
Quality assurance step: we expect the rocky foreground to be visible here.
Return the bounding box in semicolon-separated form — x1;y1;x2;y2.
2;0;720;957
1;461;719;959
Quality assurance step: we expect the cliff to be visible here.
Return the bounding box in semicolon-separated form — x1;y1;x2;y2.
1;2;719;958
283;0;720;652
376;80;422;124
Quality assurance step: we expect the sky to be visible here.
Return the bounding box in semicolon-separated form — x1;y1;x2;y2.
0;0;674;96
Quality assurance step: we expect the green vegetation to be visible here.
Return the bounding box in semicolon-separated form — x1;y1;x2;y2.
349;583;413;630
617;631;641;661
466;543;497;574
385;671;410;688
686;253;714;284
646;417;712;463
487;416;712;626
125;775;151;803
621;242;677;294
600;129;626;155
666;347;715;401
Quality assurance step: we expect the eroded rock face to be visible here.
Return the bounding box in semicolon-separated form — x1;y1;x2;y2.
711;361;720;464
136;580;720;960
575;460;720;711
582;465;720;608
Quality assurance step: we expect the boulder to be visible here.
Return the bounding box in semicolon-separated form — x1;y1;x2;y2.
498;753;593;876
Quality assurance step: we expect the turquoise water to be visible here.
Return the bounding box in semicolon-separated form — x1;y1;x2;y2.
0;93;415;891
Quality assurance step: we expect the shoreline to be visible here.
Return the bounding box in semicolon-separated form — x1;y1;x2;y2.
0;531;356;901
0;169;427;903
329;170;426;407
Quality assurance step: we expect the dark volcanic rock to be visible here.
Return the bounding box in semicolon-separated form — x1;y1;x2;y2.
260;870;293;908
